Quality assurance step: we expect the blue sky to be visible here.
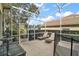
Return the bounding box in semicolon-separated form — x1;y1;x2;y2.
29;3;79;25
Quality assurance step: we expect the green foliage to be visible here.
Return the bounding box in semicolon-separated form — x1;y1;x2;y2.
20;29;25;34
28;4;40;16
11;3;23;8
3;3;40;37
12;30;18;35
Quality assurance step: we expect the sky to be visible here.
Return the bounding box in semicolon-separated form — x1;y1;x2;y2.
29;3;79;25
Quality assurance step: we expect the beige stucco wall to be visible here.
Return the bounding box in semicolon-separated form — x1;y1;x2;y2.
41;27;61;30
41;27;79;31
62;27;79;31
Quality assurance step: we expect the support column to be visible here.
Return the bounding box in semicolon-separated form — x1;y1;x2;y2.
10;9;13;39
28;19;30;41
45;23;46;33
34;25;35;40
18;15;21;44
0;12;2;39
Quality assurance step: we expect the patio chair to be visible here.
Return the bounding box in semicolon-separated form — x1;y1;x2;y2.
45;33;55;43
38;32;49;40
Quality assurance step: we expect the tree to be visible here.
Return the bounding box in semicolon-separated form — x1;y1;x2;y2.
11;3;40;35
11;3;39;23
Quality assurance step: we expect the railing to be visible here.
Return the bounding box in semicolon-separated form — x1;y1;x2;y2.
28;30;79;56
1;30;79;56
53;33;79;56
0;37;26;56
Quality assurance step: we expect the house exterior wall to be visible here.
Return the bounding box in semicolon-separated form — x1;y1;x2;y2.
41;27;61;30
41;27;79;31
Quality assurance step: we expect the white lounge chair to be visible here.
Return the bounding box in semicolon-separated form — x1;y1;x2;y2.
45;33;55;43
38;32;49;40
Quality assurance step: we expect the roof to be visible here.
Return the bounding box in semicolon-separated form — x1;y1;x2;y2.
42;14;79;27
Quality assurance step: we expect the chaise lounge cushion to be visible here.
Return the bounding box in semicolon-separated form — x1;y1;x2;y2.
38;32;49;40
38;35;49;40
45;33;55;43
45;39;53;43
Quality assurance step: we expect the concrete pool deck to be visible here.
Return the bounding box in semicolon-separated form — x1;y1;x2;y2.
20;40;54;56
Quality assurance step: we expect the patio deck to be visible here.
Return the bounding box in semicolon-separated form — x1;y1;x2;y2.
20;38;79;56
20;40;54;56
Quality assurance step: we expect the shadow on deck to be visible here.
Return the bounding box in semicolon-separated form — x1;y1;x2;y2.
20;40;54;56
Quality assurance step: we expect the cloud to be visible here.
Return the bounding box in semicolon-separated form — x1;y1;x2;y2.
55;12;61;17
63;11;73;17
40;16;54;22
41;6;50;12
76;12;79;14
43;8;50;11
29;20;40;25
55;11;73;17
62;3;71;8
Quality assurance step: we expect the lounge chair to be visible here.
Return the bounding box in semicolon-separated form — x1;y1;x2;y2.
45;33;55;43
38;32;49;40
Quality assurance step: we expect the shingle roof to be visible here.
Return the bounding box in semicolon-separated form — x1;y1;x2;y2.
43;14;79;27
